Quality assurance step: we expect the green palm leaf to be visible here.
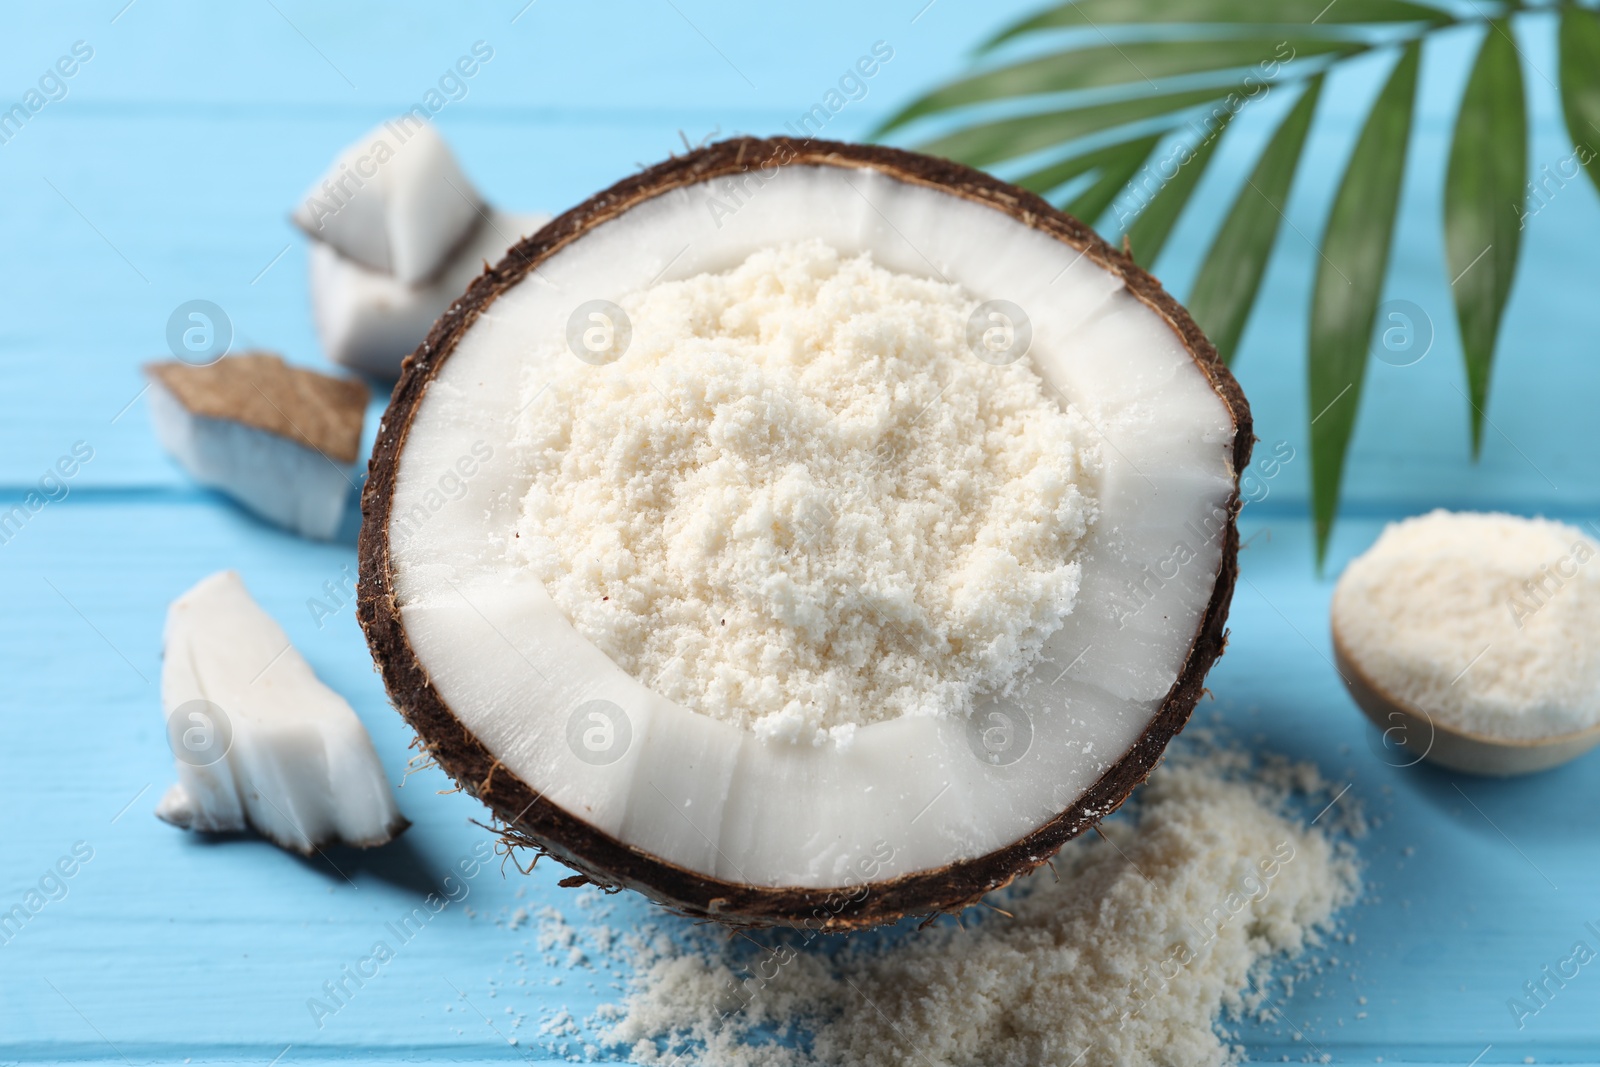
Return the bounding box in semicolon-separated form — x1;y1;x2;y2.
1187;74;1324;364
1122;110;1234;267
1558;7;1600;196
884;0;1578;563
984;0;1449;49
1445;21;1526;457
916;84;1232;168
877;36;1357;135
1309;43;1419;567
1065;140;1164;223
1012;133;1164;197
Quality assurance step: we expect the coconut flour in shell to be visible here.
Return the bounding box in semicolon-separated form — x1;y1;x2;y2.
514;241;1098;744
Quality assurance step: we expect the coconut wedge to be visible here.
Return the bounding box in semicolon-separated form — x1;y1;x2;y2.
159;571;407;853
358;139;1250;928
147;353;366;540
310;209;552;379
292;121;484;285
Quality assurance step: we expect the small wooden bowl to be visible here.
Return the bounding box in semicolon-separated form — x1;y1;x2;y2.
1332;631;1600;777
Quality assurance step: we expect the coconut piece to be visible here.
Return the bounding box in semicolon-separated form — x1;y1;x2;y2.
146;353;367;540
358;138;1251;929
292;120;484;284
310;209;552;378
157;570;408;853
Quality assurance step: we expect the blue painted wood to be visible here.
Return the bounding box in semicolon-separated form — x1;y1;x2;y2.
2;3;1597;1064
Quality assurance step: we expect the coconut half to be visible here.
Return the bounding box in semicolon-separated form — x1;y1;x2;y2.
358;138;1249;929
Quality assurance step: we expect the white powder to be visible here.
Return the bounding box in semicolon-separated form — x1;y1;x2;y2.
598;744;1361;1067
1332;510;1600;740
515;241;1097;742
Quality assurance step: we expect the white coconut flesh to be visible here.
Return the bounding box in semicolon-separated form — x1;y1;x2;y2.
293;121;483;285
159;571;406;852
385;164;1236;889
147;383;354;540
310;209;552;379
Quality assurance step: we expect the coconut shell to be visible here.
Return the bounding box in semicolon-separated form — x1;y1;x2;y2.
357;137;1251;930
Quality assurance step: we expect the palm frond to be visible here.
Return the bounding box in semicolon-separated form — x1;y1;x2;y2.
1557;8;1600;196
1011;134;1164;198
916;84;1235;169
1065;140;1165;223
876;36;1359;136
983;0;1451;50
1308;43;1419;567
875;0;1580;563
1122;109;1234;267
1445;21;1526;457
1186;74;1324;364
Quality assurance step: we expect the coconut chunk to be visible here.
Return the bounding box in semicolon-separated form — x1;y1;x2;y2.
146;353;367;540
311;210;552;378
291;120;484;285
157;570;407;853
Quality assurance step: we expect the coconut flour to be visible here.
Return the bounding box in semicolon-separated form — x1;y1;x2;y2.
514;241;1098;743
1333;510;1600;740
596;744;1362;1067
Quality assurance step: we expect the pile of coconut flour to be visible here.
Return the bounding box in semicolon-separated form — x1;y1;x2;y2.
1333;510;1600;740
514;240;1098;742
594;744;1361;1067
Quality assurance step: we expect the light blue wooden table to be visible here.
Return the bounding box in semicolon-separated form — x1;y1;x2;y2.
3;2;1597;1063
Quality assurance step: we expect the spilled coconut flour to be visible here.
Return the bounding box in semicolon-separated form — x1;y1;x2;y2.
589;743;1362;1067
514;241;1099;743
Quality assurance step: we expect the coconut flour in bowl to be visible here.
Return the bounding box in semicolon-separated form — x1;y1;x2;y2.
1332;510;1600;741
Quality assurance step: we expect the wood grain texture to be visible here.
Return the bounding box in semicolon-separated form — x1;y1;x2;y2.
2;3;1598;1064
